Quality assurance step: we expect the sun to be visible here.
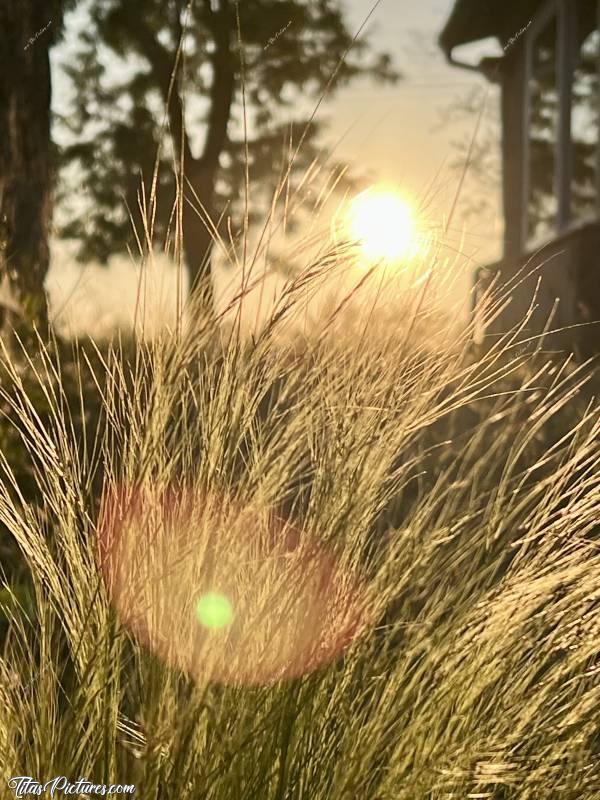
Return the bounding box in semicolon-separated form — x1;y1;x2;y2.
346;187;418;263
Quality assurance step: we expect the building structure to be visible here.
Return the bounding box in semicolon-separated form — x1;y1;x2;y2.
440;0;600;356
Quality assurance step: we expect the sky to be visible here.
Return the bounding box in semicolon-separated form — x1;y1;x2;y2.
329;0;481;182
48;0;504;338
326;0;502;252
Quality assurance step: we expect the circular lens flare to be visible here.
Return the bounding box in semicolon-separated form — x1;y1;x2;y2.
196;592;234;630
97;485;371;686
348;188;416;262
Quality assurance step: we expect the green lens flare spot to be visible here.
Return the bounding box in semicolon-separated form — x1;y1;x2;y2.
195;592;234;630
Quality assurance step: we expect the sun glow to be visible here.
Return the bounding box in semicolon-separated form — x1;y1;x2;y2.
346;187;421;263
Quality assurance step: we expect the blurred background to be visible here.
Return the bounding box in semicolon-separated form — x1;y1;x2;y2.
9;1;600;351
38;0;501;337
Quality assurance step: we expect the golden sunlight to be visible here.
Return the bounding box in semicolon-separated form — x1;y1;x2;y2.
347;187;418;263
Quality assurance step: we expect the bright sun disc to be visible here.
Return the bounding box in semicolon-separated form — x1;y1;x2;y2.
348;189;416;262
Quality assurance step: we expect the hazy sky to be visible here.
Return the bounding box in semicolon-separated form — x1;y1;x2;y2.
325;0;502;258
49;0;503;336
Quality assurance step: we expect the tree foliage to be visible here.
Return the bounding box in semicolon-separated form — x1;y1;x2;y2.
57;0;399;305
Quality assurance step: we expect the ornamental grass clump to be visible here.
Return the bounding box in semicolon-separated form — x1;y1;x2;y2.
0;229;598;798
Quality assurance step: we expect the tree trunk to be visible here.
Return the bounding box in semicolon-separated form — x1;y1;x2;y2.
177;0;235;322
182;159;217;317
0;1;52;336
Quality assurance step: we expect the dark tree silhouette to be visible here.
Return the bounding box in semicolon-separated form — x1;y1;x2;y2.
0;0;79;335
1;3;54;332
57;0;398;315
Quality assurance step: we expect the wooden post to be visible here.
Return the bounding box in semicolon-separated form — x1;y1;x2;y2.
501;45;527;261
557;0;574;230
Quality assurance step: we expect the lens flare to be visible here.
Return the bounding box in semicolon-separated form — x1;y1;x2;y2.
97;485;370;686
196;592;234;630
